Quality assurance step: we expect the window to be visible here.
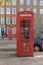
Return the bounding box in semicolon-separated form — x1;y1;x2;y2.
39;27;43;33
12;17;16;25
1;18;5;25
6;0;10;5
27;8;30;11
12;8;16;14
40;17;43;24
1;8;5;14
12;27;16;38
1;0;5;2
40;9;43;14
27;0;30;5
0;27;1;36
20;8;24;11
33;9;37;14
34;15;37;25
42;18;43;24
7;27;9;35
6;8;10;14
20;0;24;5
40;0;43;6
6;18;10;25
0;8;1;14
33;0;37;5
12;27;16;34
35;28;40;34
39;17;42;25
12;0;16;5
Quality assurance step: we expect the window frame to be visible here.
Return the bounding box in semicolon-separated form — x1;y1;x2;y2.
6;17;10;25
33;0;37;5
20;0;24;5
12;17;16;25
27;0;30;5
1;18;5;25
6;8;10;14
12;8;16;14
40;0;43;6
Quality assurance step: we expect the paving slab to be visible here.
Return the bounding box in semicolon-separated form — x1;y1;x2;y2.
0;59;8;65
8;58;22;65
0;52;43;65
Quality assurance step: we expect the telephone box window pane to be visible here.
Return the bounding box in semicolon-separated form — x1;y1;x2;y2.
1;18;5;25
6;8;10;14
12;17;16;25
27;0;30;5
6;18;10;25
20;0;24;5
20;8;24;11
12;8;16;14
21;20;30;42
12;0;16;5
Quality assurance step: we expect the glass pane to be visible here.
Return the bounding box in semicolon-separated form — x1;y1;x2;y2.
12;27;16;34
12;17;16;25
27;0;30;5
1;8;5;14
40;9;43;14
40;0;43;6
1;18;5;24
20;8;24;11
12;8;16;14
12;0;16;5
6;8;10;14
21;20;30;42
33;9;37;14
20;0;24;5
6;0;10;5
6;18;10;25
33;0;37;5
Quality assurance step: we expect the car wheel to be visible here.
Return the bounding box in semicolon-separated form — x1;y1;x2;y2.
34;46;40;51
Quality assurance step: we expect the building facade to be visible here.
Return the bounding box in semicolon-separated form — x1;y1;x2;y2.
0;0;43;39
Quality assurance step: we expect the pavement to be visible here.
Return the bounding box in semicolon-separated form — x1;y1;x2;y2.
0;39;17;50
0;39;43;65
0;51;43;65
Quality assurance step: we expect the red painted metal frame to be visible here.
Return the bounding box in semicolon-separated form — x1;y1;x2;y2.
16;11;34;56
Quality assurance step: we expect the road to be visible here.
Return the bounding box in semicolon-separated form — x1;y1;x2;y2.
0;51;43;65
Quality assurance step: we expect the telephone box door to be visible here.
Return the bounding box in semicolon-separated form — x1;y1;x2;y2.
17;11;34;56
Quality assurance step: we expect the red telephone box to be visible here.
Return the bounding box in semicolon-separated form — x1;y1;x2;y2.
16;11;34;56
8;28;13;39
